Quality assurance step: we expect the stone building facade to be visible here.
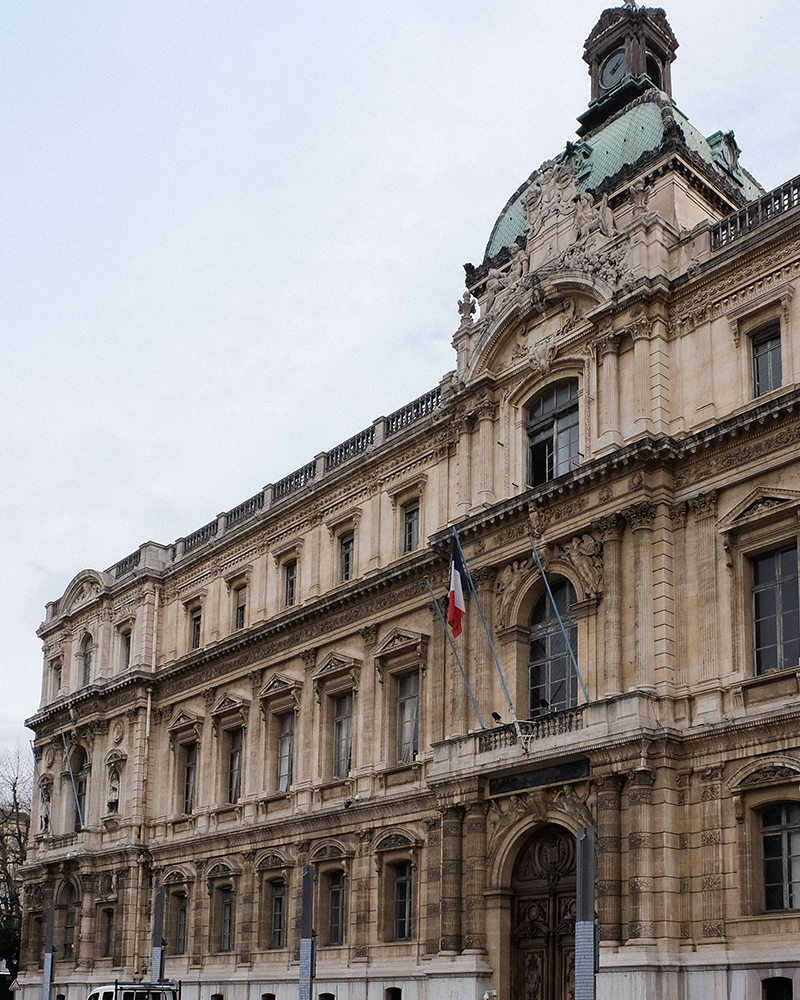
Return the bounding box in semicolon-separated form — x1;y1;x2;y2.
18;5;800;1000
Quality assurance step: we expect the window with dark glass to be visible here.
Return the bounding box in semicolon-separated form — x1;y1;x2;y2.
753;324;782;397
73;750;88;831
277;713;294;792
403;503;420;553
174;893;188;954
121;630;132;670
340;533;354;582
101;908;114;958
183;742;197;815
270;880;286;949
529;579;578;717
752;545;799;674
332;694;353;779
762;977;793;1000
219;887;234;951
190;609;202;650
527;379;580;486
396;672;419;764
762;803;800;911
63;886;77;958
227;729;243;804
234;587;247;630
328;871;345;945
393;861;413;941
284;561;297;607
81;635;93;686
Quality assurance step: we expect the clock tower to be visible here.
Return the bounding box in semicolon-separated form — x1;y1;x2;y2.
577;4;678;136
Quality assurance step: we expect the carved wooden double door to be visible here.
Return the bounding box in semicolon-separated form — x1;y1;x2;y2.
512;824;577;1000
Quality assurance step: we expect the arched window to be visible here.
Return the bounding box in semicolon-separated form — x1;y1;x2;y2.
763;978;793;1000
762;802;800;911
80;634;94;687
527;379;580;486
529;579;578;717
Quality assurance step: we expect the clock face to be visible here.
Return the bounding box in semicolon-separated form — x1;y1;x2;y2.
600;49;627;90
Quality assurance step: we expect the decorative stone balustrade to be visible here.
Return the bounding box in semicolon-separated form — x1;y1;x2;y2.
711;172;800;250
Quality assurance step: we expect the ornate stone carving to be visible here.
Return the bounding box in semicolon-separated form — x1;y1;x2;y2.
457;291;476;329
494;558;534;628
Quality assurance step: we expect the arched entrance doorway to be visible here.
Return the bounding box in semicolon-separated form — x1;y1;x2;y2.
511;823;576;1000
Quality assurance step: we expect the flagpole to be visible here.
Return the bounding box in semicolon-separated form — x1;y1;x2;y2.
529;533;591;704
425;577;485;730
451;527;522;741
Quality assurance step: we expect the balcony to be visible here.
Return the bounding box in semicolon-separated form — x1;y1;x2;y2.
711;173;800;250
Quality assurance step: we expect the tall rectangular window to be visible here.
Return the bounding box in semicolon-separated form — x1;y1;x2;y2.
220;888;234;951
102;908;114;958
234;587;247;630
396;672;419;764
340;533;354;582
393;861;413;940
753;325;782;397
121;630;132;669
528;379;580;485
763;803;800;911
284;561;297;607
328;871;345;945
403;504;420;553
175;894;188;954
277;713;294;792
752;545;799;674
227;729;243;804
183;742;197;815
190;609;202;650
332;694;353;780
270;880;285;949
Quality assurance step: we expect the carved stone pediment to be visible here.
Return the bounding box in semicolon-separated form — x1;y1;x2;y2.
206;858;240;881
717;488;800;533
259;672;302;703
60;570;110;616
209;694;249;732
256;852;289;871
312;652;361;701
166;709;204;742
373;628;429;679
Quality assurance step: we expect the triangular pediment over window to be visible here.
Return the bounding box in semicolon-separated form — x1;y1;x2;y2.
312;652;361;682
717;488;800;532
373;628;429;679
166;709;203;740
209;693;249;731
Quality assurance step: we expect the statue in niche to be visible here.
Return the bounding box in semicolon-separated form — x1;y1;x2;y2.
107;767;120;814
39;778;52;832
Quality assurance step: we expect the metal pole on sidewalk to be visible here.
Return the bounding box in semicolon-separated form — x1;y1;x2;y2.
575;826;596;1000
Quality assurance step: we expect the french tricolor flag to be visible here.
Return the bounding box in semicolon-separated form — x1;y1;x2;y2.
448;542;468;638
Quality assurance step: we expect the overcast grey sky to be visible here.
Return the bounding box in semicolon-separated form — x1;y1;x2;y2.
2;1;798;754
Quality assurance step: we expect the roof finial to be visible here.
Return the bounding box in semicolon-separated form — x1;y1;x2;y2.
623;0;640;8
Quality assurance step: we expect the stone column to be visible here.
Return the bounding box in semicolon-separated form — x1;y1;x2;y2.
354;828;372;961
595;774;624;946
594;515;624;697
625;769;655;945
688;493;719;681
598;334;621;445
439;806;464;954
631;315;652;432
191;859;206;969
471;568;497;724
425;815;442;959
475;399;497;506
462;802;488;953
625;503;657;690
76;872;96;970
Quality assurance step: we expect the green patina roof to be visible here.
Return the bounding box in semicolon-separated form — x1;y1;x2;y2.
484;94;763;260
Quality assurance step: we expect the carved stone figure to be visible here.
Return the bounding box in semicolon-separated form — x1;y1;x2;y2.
483;267;504;316
561;533;604;596
107;767;120;814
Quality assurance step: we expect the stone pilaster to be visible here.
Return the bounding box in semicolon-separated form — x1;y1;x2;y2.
625;503;656;690
462;802;488;953
594;515;624;696
688;493;719;681
237;852;255;964
598;333;621;446
439;806;464;954
596;774;624;945
471;567;497;723
456;414;473;516
76;872;96;970
425;815;442;957
631;315;652;432
625;769;656;944
476;399;497;506
698;765;725;942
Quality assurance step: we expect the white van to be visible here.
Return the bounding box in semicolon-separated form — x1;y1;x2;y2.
86;983;180;1000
